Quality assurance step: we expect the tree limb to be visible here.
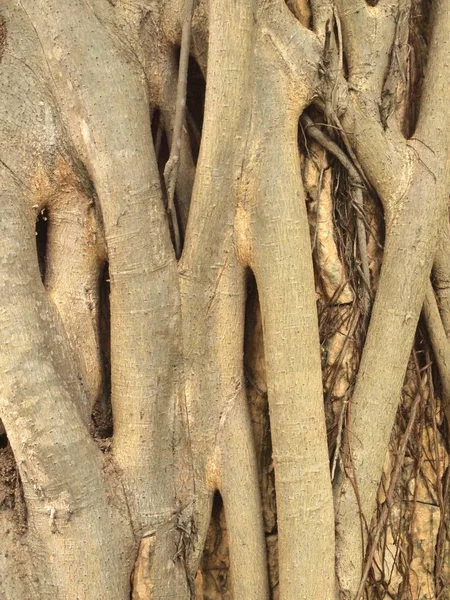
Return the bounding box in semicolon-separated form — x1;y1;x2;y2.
163;0;195;258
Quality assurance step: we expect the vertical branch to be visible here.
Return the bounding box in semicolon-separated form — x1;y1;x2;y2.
219;384;269;600
45;187;106;415
180;1;270;597
251;113;336;600
423;282;450;428
160;50;196;236
163;0;195;258
249;10;335;594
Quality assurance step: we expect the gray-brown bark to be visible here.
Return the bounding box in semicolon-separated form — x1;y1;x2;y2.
332;0;450;594
0;0;449;599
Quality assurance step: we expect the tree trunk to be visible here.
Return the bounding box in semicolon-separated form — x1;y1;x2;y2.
0;0;449;599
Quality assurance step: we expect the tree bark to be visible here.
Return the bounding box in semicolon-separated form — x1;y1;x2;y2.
0;0;449;598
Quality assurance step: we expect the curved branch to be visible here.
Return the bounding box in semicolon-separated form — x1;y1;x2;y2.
0;175;130;599
334;0;450;594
